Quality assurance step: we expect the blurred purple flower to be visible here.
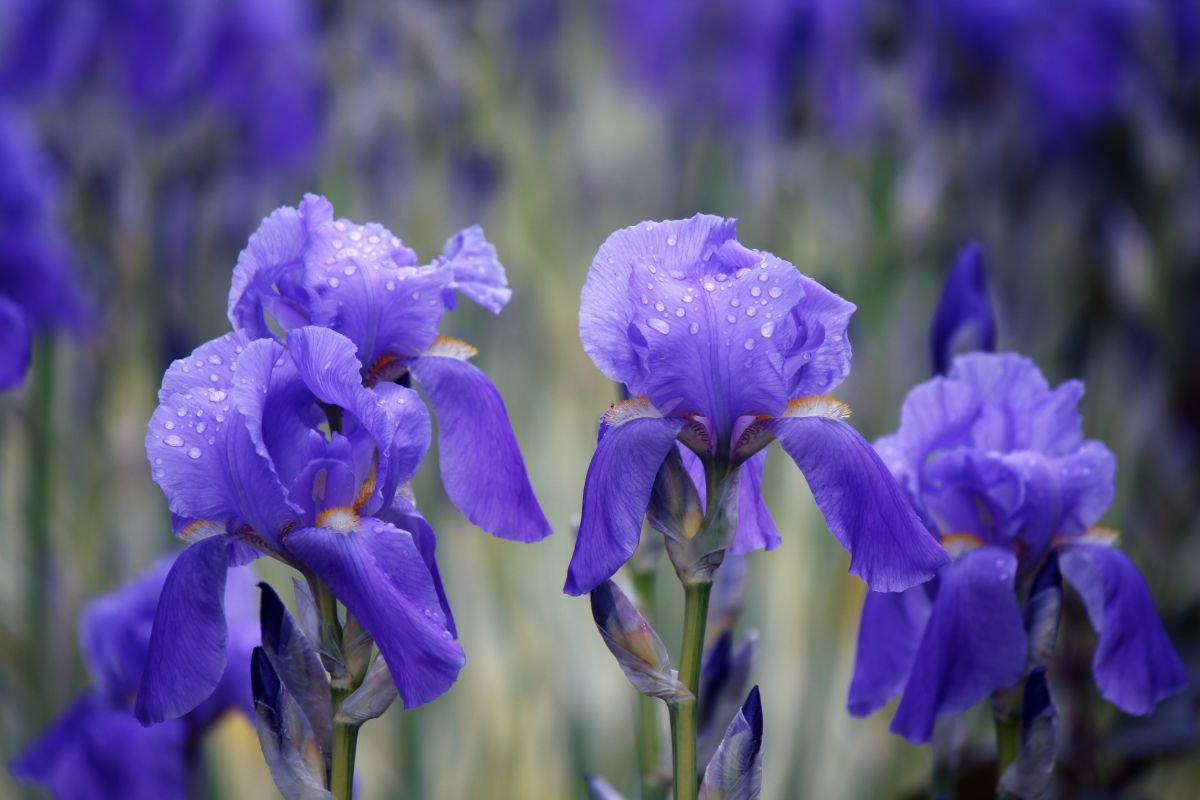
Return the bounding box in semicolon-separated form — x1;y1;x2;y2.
9;553;258;799
0;106;85;389
227;195;551;543
565;215;947;595
138;326;464;724
0;0;323;172
929;241;995;375
851;353;1186;742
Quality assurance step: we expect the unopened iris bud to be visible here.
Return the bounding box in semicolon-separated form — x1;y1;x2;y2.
699;685;764;800
590;580;689;701
646;447;705;544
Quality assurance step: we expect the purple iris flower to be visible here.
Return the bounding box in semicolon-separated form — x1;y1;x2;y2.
850;353;1187;742
227;194;551;543
137;324;464;725
10;553;258;799
929;242;995;375
0;106;85;389
565;215;948;595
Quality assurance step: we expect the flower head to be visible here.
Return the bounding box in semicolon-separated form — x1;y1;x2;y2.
10;553;258;798
567;215;947;594
139;325;463;723
851;353;1186;742
227;195;550;542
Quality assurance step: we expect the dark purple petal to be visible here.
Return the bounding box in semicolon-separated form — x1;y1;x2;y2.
379;496;456;637
148;332;293;541
10;693;188;800
891;546;1026;743
769;415;948;591
0;294;31;390
847;584;933;717
135;535;241;725
929;242;996;376
285;519;465;708
410;351;551;542
580;216;842;436
565;412;686;595
438;225;512;313
1058;543;1187;714
699;685;764;800
729;450;780;554
186;562;260;734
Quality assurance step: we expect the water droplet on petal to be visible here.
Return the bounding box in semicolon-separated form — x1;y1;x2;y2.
730;298;741;307
760;321;776;338
647;318;671;335
703;281;716;292
164;434;184;447
196;422;207;434
750;285;762;297
666;234;678;247
689;322;700;334
187;447;202;460
682;294;694;303
768;286;784;298
329;277;340;288
746;307;758;317
343;265;357;276
758;272;769;282
164;420;176;430
654;301;665;312
743;338;756;350
674;308;685;317
386;280;396;291
726;314;736;323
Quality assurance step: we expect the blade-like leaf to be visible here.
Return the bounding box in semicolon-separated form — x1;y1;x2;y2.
700;686;763;800
334;654;399;725
260;583;333;758
251;647;333;800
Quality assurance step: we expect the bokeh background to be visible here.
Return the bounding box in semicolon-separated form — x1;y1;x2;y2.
2;1;1199;797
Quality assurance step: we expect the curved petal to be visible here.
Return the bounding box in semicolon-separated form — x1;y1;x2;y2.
0;294;31;390
379;497;456;636
135;535;241;724
148;332;294;540
565;413;687;595
1058;543;1187;714
891;547;1026;743
285;519;465;708
769;415;948;591
729;450;780;554
410;351;551;542
439;225;512;313
847;584;933;717
227;202;315;340
929;241;995;376
783;273;856;399
187;563;261;733
11;693;188;800
580;215;839;434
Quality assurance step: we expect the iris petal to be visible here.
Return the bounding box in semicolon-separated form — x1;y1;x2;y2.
890;547;1026;743
1058;542;1187;714
769;415;948;591
847;584;933;717
410;351;551;542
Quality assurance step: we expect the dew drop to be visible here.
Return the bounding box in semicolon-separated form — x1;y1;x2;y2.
667;234;678;247
726;314;737;323
746;307;758;317
640;294;649;305
647;318;671;335
164;420;176;430
768;286;784;298
751;285;762;297
674;308;685;317
703;281;716;292
744;338;756;350
329;277;340;288
175;407;187;418
343;265;357;276
689;322;700;334
730;298;741;307
164;434;184;447
332;239;344;249
758;272;769;283
654;301;665;312
682;294;694;303
349;229;362;242
196;422;207;434
187;447;202;460
648;264;658;274
385;280;396;291
760;321;776;338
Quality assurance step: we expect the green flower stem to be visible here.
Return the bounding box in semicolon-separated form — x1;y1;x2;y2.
668;580;712;800
632;568;667;800
994;712;1019;781
330;707;360;800
316;580;365;800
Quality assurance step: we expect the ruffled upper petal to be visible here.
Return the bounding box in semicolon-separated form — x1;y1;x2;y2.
147;332;294;542
580;215;850;436
847;584;933;717
565;407;686;595
929;241;996;375
135;534;242;725
437;225;512;313
227;202;315;340
1058;543;1187;714
891;546;1026;743
769;415;948;591
285;519;465;708
410;350;551;542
